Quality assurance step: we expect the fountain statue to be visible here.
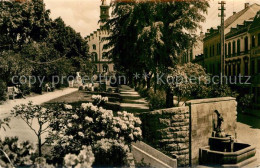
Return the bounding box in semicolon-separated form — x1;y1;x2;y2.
199;110;256;167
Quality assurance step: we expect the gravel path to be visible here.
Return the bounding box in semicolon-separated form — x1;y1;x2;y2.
0;88;77;143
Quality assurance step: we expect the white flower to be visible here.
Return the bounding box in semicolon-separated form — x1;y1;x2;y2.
81;103;92;110
78;132;84;137
121;123;127;131
67;123;73;128
64;104;73;110
64;154;77;167
85;116;93;123
69;135;74;140
113;127;120;133
129;133;134;140
72;114;79;119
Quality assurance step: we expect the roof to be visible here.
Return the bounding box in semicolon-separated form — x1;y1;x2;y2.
224;3;260;28
226;20;253;39
249;10;260;32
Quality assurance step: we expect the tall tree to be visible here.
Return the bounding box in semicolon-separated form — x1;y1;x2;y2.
105;0;209;107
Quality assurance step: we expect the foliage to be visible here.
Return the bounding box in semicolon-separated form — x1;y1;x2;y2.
0;137;34;167
64;146;94;168
11;102;55;157
91;95;108;106
0;80;7;101
48;101;142;166
148;90;166;110
93;138;130;167
237;94;254;113
105;0;209;106
0;117;10;132
207;84;238;99
0;0;90;88
168;63;209;106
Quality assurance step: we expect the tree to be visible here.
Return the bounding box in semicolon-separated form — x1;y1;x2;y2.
105;0;209;107
12;102;54;157
168;63;209;106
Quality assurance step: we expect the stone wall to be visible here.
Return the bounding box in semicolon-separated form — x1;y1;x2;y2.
139;97;237;167
139;106;190;167
187;97;237;165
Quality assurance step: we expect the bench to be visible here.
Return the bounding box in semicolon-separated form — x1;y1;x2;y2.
7;87;17;100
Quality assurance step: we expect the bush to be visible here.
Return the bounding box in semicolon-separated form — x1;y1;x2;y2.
237;94;254;113
0;137;34;167
0;80;7;101
20;83;31;95
78;86;83;91
138;87;149;98
48;103;142;166
148;90;166;110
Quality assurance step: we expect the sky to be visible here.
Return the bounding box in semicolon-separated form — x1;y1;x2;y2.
44;0;260;38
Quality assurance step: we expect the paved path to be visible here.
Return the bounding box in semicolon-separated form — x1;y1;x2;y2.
0;88;77;143
119;85;149;113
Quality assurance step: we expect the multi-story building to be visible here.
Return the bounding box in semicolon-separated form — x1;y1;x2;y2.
203;3;260;76
182;33;204;64
85;0;114;74
249;11;260;108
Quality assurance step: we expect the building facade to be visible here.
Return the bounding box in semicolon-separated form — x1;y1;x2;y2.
203;3;260;76
202;3;260;110
86;0;114;74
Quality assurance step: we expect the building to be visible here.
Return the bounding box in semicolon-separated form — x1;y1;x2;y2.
249;11;260;107
85;0;114;74
181;33;204;64
203;3;260;75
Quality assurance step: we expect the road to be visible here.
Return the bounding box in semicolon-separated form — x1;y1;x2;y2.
237;113;260;167
0;88;77;143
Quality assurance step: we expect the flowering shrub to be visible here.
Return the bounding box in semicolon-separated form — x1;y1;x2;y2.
93;139;130;167
49;102;142;166
168;63;209;106
0;137;34;167
91;95;108;106
64;146;94;168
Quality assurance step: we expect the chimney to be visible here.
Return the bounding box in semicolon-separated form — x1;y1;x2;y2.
233;11;236;15
245;3;249;9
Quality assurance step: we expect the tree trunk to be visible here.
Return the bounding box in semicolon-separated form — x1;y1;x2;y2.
166;87;174;108
38;136;42;157
147;76;151;90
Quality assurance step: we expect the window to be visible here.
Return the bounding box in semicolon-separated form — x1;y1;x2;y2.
245;62;248;76
237;64;240;76
204;48;208;58
233;64;236;76
252;35;256;48
103;64;108;72
210;46;212;57
228;42;231;57
245;36;248;52
228;64;231;76
232;41;236;56
102;52;107;59
258;59;260;74
212;45;215;56
237;39;241;55
258;33;260;46
93;44;96;50
251;60;255;75
225;43;227;56
92;52;98;62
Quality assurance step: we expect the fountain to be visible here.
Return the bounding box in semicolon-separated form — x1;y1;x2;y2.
199;110;256;167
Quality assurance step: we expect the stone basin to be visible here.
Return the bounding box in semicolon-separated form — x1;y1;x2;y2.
199;142;256;167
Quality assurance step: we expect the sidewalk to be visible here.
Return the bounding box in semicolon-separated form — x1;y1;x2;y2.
0;88;77;142
119;85;149;113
